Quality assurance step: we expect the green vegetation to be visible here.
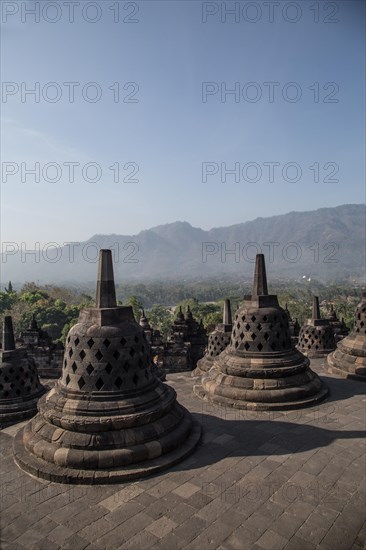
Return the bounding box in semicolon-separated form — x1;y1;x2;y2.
0;279;361;344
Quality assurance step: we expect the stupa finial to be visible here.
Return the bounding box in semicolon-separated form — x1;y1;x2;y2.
95;249;117;308
3;316;16;351
312;296;321;320
223;299;232;325
252;254;268;296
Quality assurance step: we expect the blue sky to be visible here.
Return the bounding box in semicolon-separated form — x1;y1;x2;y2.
1;0;365;246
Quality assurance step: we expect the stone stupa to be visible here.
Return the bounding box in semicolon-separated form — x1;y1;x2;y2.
192;299;232;377
0;316;46;427
327;305;349;342
14;250;201;483
327;291;366;381
193;254;328;410
139;310;166;381
297;297;336;357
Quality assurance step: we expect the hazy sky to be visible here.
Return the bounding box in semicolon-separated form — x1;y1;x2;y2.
1;0;365;247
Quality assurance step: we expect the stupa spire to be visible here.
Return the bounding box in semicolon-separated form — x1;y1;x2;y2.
312;296;321;320
223;299;232;325
3;316;15;351
252;254;268;296
95;249;117;308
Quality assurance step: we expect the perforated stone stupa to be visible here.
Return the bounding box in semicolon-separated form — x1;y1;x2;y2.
192;299;232;377
0;316;46;427
193;254;328;410
19;314;64;379
327;305;349;342
297;297;336;357
14;250;201;483
327;291;366;380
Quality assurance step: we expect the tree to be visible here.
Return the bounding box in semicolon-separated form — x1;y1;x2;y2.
126;295;144;322
5;281;13;293
146;305;172;339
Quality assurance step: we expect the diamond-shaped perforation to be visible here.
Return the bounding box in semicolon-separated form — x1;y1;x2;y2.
95;378;104;390
115;377;123;389
105;363;113;374
95;350;103;360
87;338;94;348
129;348;136;357
120;337;127;346
65;374;70;385
79;350;86;360
113;350;120;360
74;337;80;346
68;348;73;358
71;362;77;373
103;338;111;348
86;364;94;375
122;361;130;373
78;377;85;389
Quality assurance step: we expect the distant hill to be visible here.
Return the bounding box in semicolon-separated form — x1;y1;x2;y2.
2;204;365;285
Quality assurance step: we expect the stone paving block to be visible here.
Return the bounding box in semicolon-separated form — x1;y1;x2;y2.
79;516;116;542
48;524;75;545
172;481;201;499
120;529;159;549
283;535;317;550
105;500;144;526
165;501;196;523
184;519;233;550
64;505;108;531
13;527;46;547
196;497;232;522
98;485;144;511
61;533;90;550
184;489;213;509
150;530;185;549
146;478;180;498
173;515;210;544
145;515;177;538
143;491;184;520
296;513;329;546
256;529;288;550
270;511;305;539
31;539;61;550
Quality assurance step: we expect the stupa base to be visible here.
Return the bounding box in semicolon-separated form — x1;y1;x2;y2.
191;357;212;377
193;360;328;411
327;350;366;381
193;383;328;411
0;389;46;428
300;350;334;358
13;419;201;484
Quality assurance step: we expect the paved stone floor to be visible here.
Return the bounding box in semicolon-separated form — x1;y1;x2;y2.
1;359;365;550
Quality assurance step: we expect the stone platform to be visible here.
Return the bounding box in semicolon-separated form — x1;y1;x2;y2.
1;359;365;550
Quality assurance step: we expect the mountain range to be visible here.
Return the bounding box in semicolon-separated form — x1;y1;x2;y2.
2;204;365;285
